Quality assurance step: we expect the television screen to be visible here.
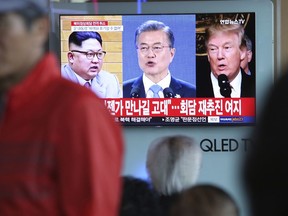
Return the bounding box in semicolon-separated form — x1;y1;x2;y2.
59;12;255;126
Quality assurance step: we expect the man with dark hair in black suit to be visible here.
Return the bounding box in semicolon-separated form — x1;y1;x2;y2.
123;20;196;98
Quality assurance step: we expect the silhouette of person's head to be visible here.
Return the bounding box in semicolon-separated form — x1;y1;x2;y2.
119;176;162;216
243;71;288;216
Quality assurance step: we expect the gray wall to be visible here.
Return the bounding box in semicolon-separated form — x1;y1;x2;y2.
123;127;251;215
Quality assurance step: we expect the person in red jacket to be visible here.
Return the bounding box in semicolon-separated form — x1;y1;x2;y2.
0;0;124;215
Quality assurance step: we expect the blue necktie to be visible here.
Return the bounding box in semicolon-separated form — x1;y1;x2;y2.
150;84;162;98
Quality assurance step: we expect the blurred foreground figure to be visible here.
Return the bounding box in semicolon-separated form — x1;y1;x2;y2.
146;135;202;215
170;184;240;216
119;175;163;216
243;71;288;216
0;0;124;215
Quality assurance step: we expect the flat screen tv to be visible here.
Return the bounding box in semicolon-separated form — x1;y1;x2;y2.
59;12;256;126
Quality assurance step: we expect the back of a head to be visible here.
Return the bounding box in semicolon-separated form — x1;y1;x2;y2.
243;71;288;216
119;175;162;216
0;0;48;16
0;0;49;52
146;135;202;196
170;184;239;216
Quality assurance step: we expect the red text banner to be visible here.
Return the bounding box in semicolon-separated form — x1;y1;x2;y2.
104;98;255;117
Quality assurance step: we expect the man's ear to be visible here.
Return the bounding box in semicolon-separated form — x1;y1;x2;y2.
67;52;75;64
247;50;253;62
169;47;176;63
240;48;246;61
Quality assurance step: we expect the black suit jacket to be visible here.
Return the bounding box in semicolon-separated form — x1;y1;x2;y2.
123;75;196;98
196;68;255;97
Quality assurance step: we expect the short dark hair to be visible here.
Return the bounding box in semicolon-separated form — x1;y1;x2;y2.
68;31;103;48
15;2;47;29
243;34;252;51
170;184;240;216
119;176;162;216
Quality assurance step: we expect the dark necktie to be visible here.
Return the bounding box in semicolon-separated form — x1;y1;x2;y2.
150;84;162;98
84;82;91;88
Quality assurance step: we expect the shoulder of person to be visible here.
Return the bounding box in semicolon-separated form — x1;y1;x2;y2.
99;70;120;81
99;70;114;76
123;76;142;86
172;76;196;90
55;77;98;100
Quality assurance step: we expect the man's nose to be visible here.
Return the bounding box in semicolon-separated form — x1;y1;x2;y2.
217;48;224;59
146;47;156;57
91;54;99;61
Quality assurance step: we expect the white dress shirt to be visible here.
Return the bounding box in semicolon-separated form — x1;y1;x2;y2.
142;72;171;98
211;70;242;98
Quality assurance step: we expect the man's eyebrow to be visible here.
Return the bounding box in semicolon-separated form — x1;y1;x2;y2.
139;42;163;46
138;42;148;46
86;49;103;52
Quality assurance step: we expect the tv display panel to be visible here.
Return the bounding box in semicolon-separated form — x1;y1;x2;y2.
59;12;255;126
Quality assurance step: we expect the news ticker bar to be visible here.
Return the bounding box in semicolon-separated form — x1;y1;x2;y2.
104;98;255;117
115;115;255;126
